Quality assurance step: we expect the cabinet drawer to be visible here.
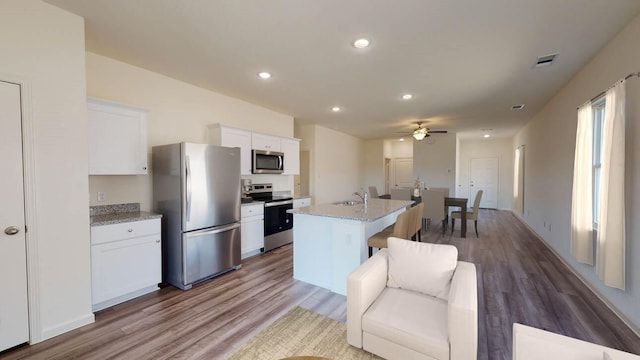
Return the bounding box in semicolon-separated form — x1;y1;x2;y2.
91;218;160;245
241;204;264;218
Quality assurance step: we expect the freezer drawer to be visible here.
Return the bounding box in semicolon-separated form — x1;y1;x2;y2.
183;223;241;287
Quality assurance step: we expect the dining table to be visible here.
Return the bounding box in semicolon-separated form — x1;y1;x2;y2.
379;194;469;238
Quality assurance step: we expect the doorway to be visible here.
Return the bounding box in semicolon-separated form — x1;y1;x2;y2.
470;157;498;209
294;150;310;196
0;80;29;351
384;158;391;194
393;157;414;188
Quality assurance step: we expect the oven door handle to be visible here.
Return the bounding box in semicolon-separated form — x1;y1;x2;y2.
265;200;294;207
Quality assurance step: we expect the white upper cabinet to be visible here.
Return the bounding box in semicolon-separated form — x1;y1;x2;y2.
281;138;300;175
209;124;252;175
208;123;300;175
251;133;281;152
88;97;148;175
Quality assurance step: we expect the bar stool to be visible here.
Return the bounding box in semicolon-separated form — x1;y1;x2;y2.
367;207;412;257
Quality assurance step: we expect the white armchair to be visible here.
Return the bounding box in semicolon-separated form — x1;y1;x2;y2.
347;238;478;360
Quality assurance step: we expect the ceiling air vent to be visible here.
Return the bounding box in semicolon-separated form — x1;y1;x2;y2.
511;104;525;110
534;53;558;68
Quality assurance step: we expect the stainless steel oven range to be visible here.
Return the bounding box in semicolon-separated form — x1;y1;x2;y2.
248;183;293;252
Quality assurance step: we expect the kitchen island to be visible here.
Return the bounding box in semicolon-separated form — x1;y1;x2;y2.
288;198;413;295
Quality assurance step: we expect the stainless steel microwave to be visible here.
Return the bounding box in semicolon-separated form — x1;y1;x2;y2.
252;149;284;174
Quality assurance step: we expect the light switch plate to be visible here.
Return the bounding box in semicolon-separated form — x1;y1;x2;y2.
97;192;106;202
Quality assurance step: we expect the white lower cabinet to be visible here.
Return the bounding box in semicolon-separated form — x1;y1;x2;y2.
293;197;311;209
241;204;264;258
91;218;161;311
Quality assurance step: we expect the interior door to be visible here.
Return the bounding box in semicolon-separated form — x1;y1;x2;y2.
0;80;29;351
394;157;414;188
470;157;498;209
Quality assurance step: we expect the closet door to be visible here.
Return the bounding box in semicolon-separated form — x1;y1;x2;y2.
0;80;29;351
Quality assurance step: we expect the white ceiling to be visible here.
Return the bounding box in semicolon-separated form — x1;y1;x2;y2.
46;0;640;140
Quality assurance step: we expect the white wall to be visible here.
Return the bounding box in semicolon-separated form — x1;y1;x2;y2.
413;133;457;192
514;13;640;332
0;0;93;342
458;138;513;210
85;52;295;210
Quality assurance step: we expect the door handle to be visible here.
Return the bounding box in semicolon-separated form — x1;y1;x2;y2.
4;226;19;235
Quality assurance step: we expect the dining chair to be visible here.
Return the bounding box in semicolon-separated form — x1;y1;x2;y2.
390;187;412;200
368;186;380;198
367;207;412;257
428;187;450;197
421;189;447;234
451;190;483;237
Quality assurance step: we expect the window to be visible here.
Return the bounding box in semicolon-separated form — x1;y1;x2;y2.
592;97;605;229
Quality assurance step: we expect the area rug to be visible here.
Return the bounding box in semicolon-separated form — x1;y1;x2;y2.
225;306;382;360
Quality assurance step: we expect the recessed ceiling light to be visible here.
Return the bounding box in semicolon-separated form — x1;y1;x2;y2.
511;104;525;110
484;134;491;138
257;72;272;79
399;138;405;142
353;38;370;49
331;106;341;112
401;94;414;100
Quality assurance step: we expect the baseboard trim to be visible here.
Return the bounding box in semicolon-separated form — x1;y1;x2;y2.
39;313;95;343
510;210;640;338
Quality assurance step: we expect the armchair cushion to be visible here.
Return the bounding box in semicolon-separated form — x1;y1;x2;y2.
362;287;449;360
387;237;458;300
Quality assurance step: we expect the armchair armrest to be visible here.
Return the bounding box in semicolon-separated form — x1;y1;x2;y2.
448;261;478;360
347;249;389;348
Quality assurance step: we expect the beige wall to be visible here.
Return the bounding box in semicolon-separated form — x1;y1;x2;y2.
301;125;364;204
413;133;457;192
514;13;640;331
0;0;93;341
363;140;385;196
86;52;295;210
458;138;513;210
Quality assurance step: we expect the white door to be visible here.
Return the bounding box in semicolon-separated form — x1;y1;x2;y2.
394;157;414;188
470;157;498;209
0;80;29;351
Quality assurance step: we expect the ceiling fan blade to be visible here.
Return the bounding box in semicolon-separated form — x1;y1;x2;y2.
428;130;448;134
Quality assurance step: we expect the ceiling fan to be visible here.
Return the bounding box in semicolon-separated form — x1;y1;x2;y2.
397;121;448;141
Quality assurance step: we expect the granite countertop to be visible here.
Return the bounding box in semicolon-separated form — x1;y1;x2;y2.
90;203;162;227
288;198;413;222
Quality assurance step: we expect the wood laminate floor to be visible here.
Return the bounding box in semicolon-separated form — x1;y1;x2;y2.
1;210;639;359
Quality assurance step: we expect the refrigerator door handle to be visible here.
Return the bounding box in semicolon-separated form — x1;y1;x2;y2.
185;222;241;238
186;155;192;222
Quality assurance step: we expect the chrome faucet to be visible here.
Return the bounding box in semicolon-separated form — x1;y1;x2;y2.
353;191;369;205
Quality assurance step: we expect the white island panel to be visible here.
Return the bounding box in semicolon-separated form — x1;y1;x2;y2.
292;199;411;295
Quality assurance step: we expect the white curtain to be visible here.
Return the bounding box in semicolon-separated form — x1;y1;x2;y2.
513;146;525;215
597;80;626;290
570;103;594;264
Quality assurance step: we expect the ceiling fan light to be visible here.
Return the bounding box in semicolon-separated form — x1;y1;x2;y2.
413;128;427;140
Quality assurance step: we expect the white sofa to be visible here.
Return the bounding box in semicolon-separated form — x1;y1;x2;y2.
347;242;478;360
513;323;640;360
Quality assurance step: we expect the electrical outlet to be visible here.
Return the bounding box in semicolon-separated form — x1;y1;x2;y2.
97;192;106;202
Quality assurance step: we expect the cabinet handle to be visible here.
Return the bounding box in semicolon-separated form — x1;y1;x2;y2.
127;229;133;232
155;239;161;243
143;166;147;170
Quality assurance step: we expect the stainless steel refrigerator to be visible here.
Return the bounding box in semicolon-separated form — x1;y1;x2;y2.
152;142;241;290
